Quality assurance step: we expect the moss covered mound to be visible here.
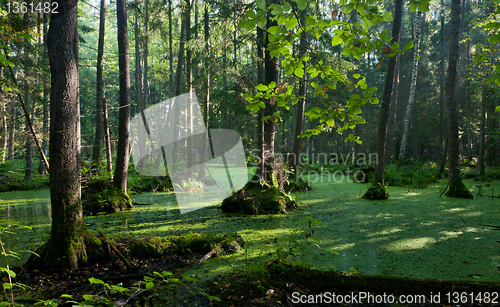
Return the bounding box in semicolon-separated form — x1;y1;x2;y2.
362;184;390;200
82;178;133;215
127;232;245;258
221;184;297;214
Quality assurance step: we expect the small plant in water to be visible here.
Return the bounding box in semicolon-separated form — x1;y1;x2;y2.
0;221;36;306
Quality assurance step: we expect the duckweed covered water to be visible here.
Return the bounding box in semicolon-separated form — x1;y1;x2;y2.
0;176;499;282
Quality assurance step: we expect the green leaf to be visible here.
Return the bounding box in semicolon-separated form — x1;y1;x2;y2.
296;0;306;10
286;17;297;30
146;281;154;290
83;294;95;301
331;35;342;46
271;4;282;14
390;42;400;50
353;73;361;79
404;41;414;49
256;0;266;10
496;105;500;112
267;26;280;35
294;67;304;78
1;268;15;278
256;84;268;91
89;278;104;284
208;295;221;302
326;118;335;127
245;10;256;18
383;12;392;22
3;282;12;289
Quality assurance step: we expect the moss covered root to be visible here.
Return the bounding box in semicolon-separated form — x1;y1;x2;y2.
362;184;390;200
221;184;297;214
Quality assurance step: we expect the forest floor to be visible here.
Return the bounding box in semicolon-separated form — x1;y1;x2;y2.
1;174;500;305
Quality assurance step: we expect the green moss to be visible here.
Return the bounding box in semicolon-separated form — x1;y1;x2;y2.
82;178;133;215
362;184;390;200
221;184;297;214
128;232;245;258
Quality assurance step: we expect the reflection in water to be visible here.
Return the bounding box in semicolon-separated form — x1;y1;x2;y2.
0;190;52;267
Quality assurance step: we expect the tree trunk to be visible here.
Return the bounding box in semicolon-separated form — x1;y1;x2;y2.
478;85;487;177
292;10;307;179
439;0;445;159
198;2;210;182
363;0;403;200
91;0;106;170
28;0;101;270
444;0;472;199
261;0;279;184
143;0;150;108
185;0;193;178
385;52;400;165
8;80;16;161
252;25;265;182
114;0;131;192
486;86;497;166
103;97;113;177
399;10;422;165
0;75;6;162
168;0;174;95
23;13;32;183
38;15;49;175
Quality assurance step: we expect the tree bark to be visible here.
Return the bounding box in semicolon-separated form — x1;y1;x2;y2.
23;13;32;183
363;0;403;200
114;0;131;192
91;0;106;170
399;10;422;165
29;0;100;270
439;0;445;159
143;0;150;108
185;0;193;178
485;86;497;166
168;0;174;95
444;0;472;199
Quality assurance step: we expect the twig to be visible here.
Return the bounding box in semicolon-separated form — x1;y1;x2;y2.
190;248;217;269
439;180;450;197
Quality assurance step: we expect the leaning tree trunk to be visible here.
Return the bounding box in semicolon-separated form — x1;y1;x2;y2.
91;0;106;171
444;0;473;199
38;15;49;175
28;0;102;270
103;97;113;177
114;0;131;192
362;0;403;200
399;9;422;165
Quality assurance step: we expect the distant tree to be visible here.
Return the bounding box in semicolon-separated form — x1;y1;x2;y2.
444;0;473;199
362;0;403;200
91;0;106;171
114;0;132;191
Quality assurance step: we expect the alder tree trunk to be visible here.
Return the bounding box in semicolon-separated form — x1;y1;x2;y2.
23;13;32;183
399;10;422;165
362;0;403;200
439;0;445;159
91;0;106;170
444;0;473;199
114;0;131;192
185;0;193;178
28;0;103;270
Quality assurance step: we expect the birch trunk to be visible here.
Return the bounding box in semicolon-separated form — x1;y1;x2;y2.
398;10;422;165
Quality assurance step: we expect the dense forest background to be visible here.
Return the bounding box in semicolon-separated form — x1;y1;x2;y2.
0;0;499;184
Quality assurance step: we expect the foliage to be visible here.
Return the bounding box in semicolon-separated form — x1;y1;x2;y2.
238;0;414;142
383;162;439;189
0;160;49;192
221;184;297;214
0;221;36;306
35;270;220;306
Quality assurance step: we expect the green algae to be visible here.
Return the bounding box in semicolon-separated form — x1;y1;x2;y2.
1;177;499;283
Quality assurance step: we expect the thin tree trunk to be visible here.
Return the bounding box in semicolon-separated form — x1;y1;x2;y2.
292;8;307;179
198;2;210;182
439;0;445;159
92;0;106;170
114;0;131;191
38;14;49;175
444;0;472;199
134;9;142;113
185;0;193;178
363;0;403;200
486;86;497;165
103;97;113;177
478;85;487;177
252;26;265;182
385;52;400;165
143;0;150;108
399;10;422;165
168;0;174;95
